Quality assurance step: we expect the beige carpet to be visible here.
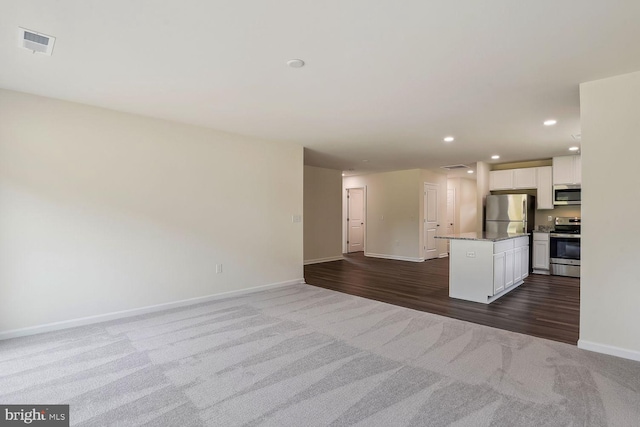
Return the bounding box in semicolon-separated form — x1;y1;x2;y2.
1;284;639;426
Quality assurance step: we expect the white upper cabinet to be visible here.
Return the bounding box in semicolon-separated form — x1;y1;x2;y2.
513;168;537;189
536;166;554;209
489;168;537;190
553;155;581;185
489;165;553;210
489;170;514;190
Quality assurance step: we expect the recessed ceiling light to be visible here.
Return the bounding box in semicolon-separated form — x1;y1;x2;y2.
467;170;474;174
569;146;580;151
491;155;500;160
342;173;345;176
286;59;305;68
443;136;455;142
362;159;369;163
543;119;557;126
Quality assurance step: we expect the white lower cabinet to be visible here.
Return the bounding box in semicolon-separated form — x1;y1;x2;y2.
505;249;515;288
513;246;523;283
532;232;550;274
448;236;530;304
492;236;528;296
493;252;506;294
522;246;530;279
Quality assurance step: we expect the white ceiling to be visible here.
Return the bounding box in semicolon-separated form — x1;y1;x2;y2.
2;1;640;175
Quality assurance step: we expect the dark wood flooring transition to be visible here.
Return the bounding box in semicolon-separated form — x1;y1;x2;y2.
304;253;580;345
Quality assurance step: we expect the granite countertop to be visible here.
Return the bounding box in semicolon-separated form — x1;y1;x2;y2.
435;232;530;242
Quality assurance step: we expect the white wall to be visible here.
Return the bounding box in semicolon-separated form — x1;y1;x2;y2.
579;70;640;361
303;166;342;263
343;170;422;260
420;169;449;258
343;168;448;261
448;177;477;234
476;161;490;232
0;89;304;334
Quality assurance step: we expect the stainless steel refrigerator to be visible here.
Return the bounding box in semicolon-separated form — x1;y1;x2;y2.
485;194;535;234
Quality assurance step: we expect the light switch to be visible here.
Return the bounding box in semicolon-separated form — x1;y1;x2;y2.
292;214;302;223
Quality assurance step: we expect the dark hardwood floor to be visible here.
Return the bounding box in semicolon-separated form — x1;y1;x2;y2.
304;253;580;345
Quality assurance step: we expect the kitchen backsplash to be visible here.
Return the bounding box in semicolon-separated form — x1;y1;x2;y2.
534;205;581;227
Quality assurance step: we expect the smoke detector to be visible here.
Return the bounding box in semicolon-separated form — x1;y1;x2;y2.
18;27;55;55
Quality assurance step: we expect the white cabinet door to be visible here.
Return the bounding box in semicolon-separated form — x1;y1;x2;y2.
536;166;554;209
522;245;530;279
505;250;515;288
533;240;550;270
574;155;582;184
493;252;506;295
490;170;514;190
514;168;537;189
513;247;523;283
553;155;581;184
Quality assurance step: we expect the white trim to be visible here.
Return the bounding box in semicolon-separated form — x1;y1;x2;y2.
365;252;425;263
0;278;304;341
578;339;640;362
304;256;344;265
438;253;449;258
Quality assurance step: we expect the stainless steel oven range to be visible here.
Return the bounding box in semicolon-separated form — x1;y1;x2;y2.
549;217;580;278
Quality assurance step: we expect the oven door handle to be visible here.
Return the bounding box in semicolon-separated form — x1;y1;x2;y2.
550;233;581;238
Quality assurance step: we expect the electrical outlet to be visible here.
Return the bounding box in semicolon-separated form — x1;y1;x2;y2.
466;251;476;258
395;240;400;247
292;214;302;223
547;215;553;222
216;264;222;274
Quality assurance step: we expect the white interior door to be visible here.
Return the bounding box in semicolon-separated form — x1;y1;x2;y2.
446;188;455;252
347;188;365;253
424;183;439;260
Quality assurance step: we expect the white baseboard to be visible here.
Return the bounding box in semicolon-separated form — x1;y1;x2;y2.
0;278;304;341
365;252;425;262
578;339;640;362
438;253;449;258
303;256;344;265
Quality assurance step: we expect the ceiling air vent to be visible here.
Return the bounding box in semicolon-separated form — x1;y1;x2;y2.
440;164;470;171
18;27;55;55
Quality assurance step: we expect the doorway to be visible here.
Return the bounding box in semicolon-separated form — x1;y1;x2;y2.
424;182;439;260
446;187;455;253
347;187;365;253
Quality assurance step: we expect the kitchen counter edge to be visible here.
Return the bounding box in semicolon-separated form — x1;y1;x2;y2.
435;232;530;242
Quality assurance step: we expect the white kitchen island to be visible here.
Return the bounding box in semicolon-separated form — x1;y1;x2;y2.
436;232;530;304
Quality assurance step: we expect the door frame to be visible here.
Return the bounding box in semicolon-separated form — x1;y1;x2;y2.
423;182;440;260
344;186;367;254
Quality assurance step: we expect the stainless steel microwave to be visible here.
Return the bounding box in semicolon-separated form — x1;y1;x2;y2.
553;184;581;205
